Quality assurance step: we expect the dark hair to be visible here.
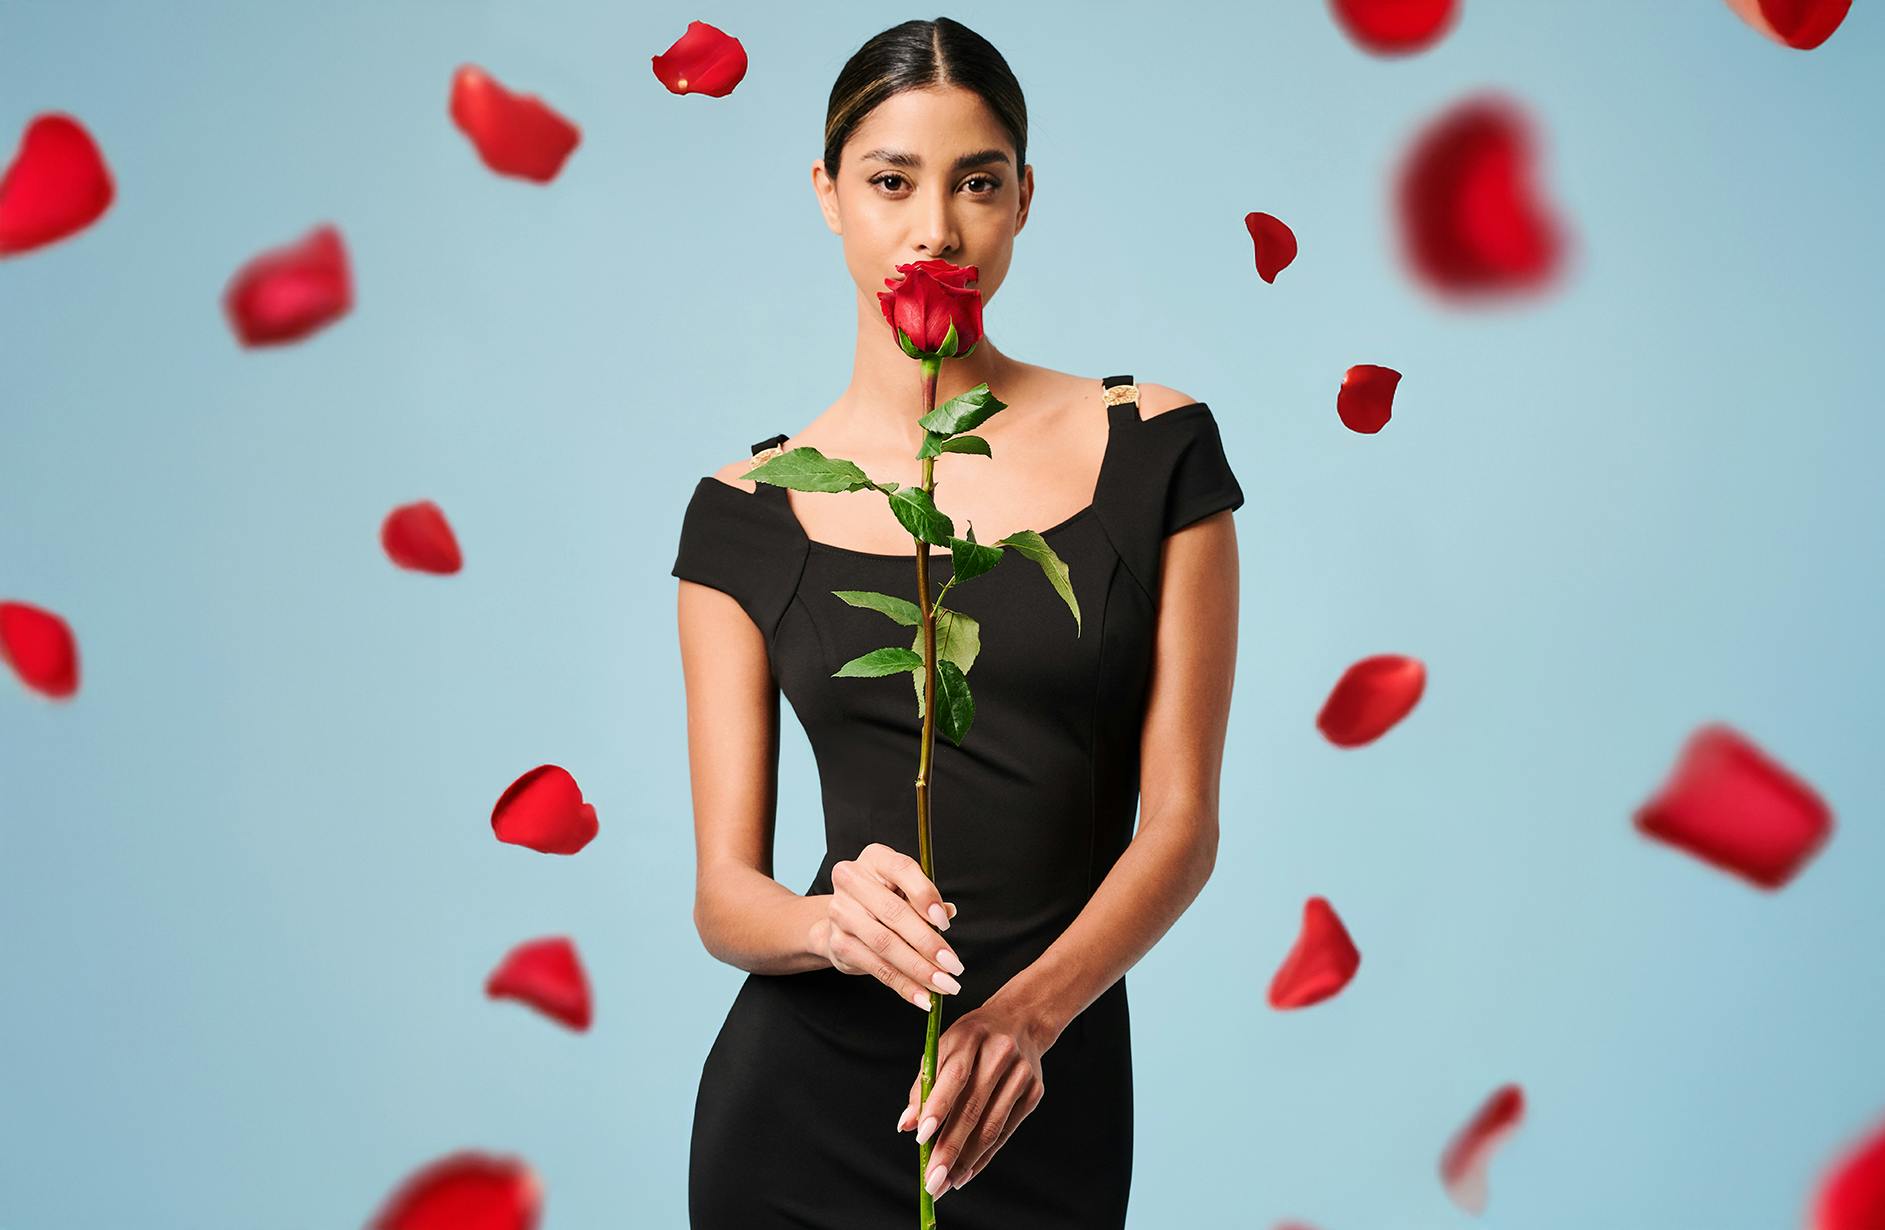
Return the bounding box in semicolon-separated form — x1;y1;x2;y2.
822;18;1028;182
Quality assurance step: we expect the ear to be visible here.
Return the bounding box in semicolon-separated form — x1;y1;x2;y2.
811;160;842;235
1013;163;1033;237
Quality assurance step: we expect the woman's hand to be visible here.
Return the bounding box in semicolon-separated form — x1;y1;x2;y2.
815;842;963;1012
895;1000;1048;1198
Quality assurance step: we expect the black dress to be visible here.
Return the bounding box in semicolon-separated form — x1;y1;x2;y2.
673;374;1245;1228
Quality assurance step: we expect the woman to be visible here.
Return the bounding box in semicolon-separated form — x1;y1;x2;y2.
671;17;1244;1228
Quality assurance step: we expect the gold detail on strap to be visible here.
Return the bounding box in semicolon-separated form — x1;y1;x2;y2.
1101;383;1140;407
751;443;785;464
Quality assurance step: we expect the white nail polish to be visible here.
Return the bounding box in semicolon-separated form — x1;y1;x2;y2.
910;988;931;1011
918;1116;938;1145
928;903;949;929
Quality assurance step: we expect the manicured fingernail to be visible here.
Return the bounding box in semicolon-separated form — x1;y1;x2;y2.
926;1162;950;1197
897;1106;914;1131
931;970;961;994
910;989;931;1012
928;903;949;929
917;1116;938;1145
956;1167;974;1188
936;947;965;976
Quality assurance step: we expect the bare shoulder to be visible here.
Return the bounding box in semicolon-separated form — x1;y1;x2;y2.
1133;381;1203;419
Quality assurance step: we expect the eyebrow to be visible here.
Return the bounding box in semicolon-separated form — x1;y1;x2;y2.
857;147;1011;174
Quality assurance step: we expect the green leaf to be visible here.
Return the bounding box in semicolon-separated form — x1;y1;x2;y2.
936;319;960;358
885;486;954;546
918;383;1007;437
998;529;1081;636
831;590;921;627
948;535;1004;583
834;647;925;678
936;434;991;457
933;659;975;745
743;447;873;494
910;608;981;718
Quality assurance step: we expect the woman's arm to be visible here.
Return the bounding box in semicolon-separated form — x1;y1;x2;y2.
983;388;1240;1049
679;462;833;976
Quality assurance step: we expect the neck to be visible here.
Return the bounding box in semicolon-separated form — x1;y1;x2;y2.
840;285;1018;454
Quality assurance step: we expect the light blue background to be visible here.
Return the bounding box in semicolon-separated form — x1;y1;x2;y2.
3;2;1880;1226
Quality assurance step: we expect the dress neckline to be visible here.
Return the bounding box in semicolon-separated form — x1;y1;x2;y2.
713;383;1209;562
769;397;1144;563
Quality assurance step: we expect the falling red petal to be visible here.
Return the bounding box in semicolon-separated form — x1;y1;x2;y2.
1317;654;1426;747
1337;364;1401;433
1633;723;1832;890
0;601;80;698
1268;897;1361;1009
1329;0;1459;54
486;936;593;1031
367;1150;543;1230
1440;1083;1525;1214
0;113;114;257
651;20;749;97
1812;1113;1885;1230
382;500;463;574
492;764;599;855
1244;212;1298;284
1723;0;1851;49
223;224;352;347
449;65;582;183
1396;95;1566;299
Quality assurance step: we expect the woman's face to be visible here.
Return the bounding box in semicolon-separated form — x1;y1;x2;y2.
814;85;1032;310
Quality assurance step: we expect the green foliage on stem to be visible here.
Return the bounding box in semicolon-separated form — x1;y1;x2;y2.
832;647;925;678
996;529;1081;635
911;607;982;719
830;590;922;626
885;486;954;546
741;446;873;493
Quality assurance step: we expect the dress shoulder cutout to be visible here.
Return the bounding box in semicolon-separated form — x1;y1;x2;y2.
670;433;808;643
1091;374;1246;599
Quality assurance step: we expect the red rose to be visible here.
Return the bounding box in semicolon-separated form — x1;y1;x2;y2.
877;259;983;359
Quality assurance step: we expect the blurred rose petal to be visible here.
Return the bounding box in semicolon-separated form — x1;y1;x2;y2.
1244;211;1298;284
1268;896;1361;1009
1441;1083;1524;1214
492;765;598;855
1723;0;1850;48
651;20;748;97
1317;654;1425;747
487;936;593;1031
1633;723;1832;889
1338;364;1401;433
382;500;463;574
449;65;581;183
1396;95;1565;299
223;224;352;347
367;1150;542;1230
0;600;80;698
1330;0;1459;54
0;114;114;257
1811;1113;1885;1230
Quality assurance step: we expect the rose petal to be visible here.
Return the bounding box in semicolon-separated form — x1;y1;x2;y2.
0;113;114;257
1811;1113;1885;1230
367;1150;543;1230
1244;212;1298;284
877;259;984;356
1441;1083;1524;1214
650;20;749;97
1396;95;1566;299
1317;654;1426;747
1268;897;1361;1009
449;65;581;183
486;936;592;1031
1337;364;1400;433
1723;0;1851;49
223;224;352;347
382;500;463;574
0;600;80;698
491;765;598;855
1329;0;1459;54
1633;723;1832;890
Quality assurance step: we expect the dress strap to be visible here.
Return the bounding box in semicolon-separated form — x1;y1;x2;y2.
748;432;790;503
751;432;788;457
1100;373;1143;431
